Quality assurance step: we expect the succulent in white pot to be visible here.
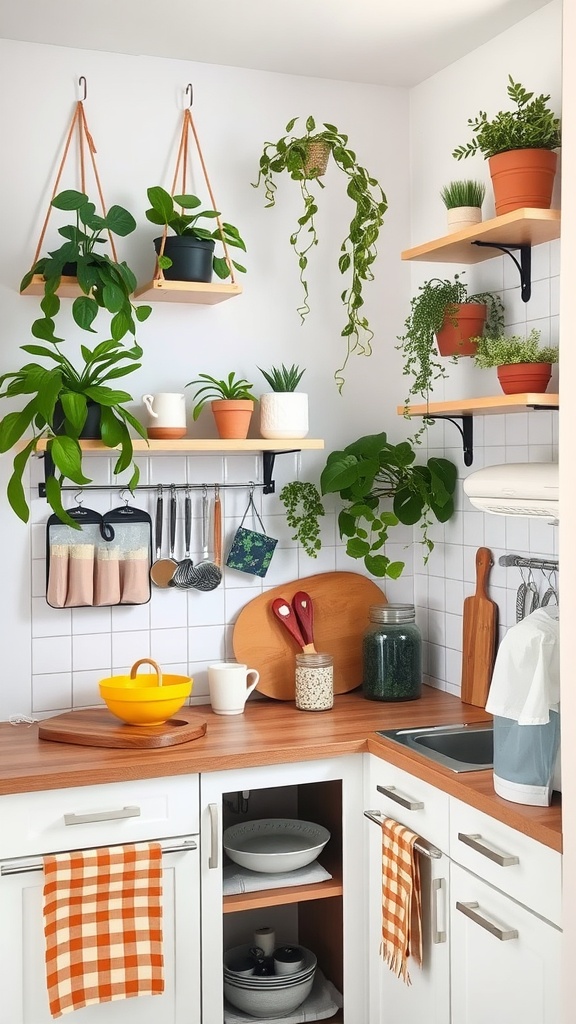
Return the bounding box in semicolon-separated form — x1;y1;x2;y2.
258;364;308;439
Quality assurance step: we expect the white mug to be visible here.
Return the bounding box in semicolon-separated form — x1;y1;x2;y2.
208;663;259;715
142;393;187;438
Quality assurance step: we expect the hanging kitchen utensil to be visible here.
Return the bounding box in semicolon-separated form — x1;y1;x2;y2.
171;488;196;589
461;546;498;707
150;484;179;588
541;568;559;607
190;486;222;592
225;484;277;578
271;599;315;653
292;591;317;651
526;567;541;616
213;485;223;583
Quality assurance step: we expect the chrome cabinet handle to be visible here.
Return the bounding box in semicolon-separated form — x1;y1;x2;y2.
376;785;424;811
457;832;519;867
208;803;219;870
64;805;141;826
456;901;518;941
432;877;447;943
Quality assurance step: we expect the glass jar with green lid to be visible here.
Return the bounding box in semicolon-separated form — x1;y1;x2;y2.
362;604;422;702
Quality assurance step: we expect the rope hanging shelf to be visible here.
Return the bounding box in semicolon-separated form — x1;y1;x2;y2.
134;87;243;305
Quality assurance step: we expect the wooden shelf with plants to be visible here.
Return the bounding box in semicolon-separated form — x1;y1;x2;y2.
132;278;243;304
32;438;325;454
401;208;560;264
397;393;559;418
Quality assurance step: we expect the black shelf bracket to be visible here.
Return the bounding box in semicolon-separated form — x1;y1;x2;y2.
471;240;532;302
38;451;55;498
425;414;474;466
262;449;300;494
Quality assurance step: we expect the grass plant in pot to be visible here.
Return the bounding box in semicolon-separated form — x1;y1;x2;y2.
258;364;308;440
397;273;505;406
186;372;256;439
440;179;486;233
473;328;558;395
253;116;388;391
145;186;247;284
452;76;561;215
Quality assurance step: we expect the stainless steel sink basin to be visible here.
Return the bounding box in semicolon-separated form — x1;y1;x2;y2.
376;722;493;773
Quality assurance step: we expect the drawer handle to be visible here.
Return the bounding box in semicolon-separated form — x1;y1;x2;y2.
456;901;519;941
64;805;141;826
377;785;424;811
208;803;219;870
457;832;519;867
432;877;447;943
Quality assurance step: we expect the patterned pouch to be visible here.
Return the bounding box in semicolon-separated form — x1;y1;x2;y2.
226;489;277;578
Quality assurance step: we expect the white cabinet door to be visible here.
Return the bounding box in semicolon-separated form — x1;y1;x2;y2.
0;842;201;1024
365;754;450;1024
450;861;561;1024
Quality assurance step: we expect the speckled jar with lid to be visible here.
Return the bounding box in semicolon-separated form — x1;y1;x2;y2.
362;604;422;702
295;652;334;711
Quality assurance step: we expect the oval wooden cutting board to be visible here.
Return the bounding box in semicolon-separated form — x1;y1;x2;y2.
232;571;386;700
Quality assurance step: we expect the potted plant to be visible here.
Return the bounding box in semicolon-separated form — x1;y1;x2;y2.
186;372;256;439
145;186;247;283
440;179;486;233
258;364;308;440
473;328;558;394
0;336;146;526
252;116;388;391
279;480;325;558
397;273;505;405
20;189;152;343
452;76;561;215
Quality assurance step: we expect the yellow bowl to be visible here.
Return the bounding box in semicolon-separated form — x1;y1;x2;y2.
99;659;193;726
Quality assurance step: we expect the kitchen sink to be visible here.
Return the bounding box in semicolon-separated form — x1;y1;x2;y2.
376;722;493;773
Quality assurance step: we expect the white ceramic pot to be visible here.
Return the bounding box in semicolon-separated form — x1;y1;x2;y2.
447;206;483;233
259;392;309;440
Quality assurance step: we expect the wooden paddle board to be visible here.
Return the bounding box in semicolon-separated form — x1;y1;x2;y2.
39;708;207;748
461;547;498;707
232;571;386;700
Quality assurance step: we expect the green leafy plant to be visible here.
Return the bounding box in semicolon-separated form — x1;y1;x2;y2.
474;328;558;368
186;372;256;420
252;116;388;391
440;180;486;209
0;337;146;526
20;190;152;342
397;273;505;405
453;76;561;160
145;186;247;280
320;432;457;578
258;364;306;392
279;481;325;558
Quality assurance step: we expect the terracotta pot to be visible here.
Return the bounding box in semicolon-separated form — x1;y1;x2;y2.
435;303;487;357
497;362;552;395
446;206;482;233
488;149;558;216
211;399;254;439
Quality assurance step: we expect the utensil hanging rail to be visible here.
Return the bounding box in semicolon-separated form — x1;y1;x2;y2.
363;810;442;859
499;554;559;572
37;481;266;499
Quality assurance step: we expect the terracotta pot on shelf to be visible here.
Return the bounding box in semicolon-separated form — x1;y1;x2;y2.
488;149;558;216
435;303;487;357
497;362;552;395
211;399;254;439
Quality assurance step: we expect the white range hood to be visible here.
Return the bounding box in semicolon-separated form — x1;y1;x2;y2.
463;462;558;519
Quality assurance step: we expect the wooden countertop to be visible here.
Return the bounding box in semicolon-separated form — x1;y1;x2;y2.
0;687;561;852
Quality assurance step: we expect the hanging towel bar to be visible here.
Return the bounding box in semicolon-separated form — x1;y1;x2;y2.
0;838;197;876
363;810;442;859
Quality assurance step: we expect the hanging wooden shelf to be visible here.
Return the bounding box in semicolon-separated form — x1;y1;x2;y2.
401;208;560;264
398;393;559;418
21;274;83;298
132;279;242;304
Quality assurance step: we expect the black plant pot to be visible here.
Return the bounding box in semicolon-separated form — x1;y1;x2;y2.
53;400;101;439
154;236;215;283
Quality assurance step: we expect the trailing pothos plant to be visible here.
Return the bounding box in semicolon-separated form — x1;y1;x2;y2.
253;116;388;391
320;432;457;578
279;480;325;559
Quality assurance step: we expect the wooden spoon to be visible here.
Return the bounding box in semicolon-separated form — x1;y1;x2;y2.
292;591;317;651
271;598;316;653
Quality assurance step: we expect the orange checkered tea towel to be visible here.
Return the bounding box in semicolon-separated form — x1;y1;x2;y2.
380;817;423;985
43;842;164;1018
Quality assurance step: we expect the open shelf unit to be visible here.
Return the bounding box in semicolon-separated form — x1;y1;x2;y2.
133;279;243;304
401;208;560;264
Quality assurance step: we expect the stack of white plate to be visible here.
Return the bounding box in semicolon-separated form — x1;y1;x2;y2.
223;945;317;1018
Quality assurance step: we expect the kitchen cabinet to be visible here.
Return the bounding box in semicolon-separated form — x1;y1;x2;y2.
200;755;366;1023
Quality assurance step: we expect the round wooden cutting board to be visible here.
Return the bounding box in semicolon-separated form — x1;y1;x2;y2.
232;571;386;700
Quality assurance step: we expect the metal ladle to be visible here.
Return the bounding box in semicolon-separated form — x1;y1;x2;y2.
171;487;196;589
189;486;222;592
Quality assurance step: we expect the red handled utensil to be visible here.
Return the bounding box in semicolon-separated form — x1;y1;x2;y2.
271;598;316;653
292;591;317;652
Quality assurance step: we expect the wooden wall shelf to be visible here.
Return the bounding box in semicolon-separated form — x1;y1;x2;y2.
33;438;324;454
133;279;242;304
401;209;560;264
398;394;559;418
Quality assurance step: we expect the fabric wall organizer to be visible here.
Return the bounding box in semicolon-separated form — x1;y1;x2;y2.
46;504;152;608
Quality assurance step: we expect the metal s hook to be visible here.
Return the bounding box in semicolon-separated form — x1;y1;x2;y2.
78;76;87;101
120;488;132;507
73;489;84;507
185;83;193;108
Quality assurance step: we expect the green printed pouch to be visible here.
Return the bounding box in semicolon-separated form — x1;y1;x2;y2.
226;490;277;578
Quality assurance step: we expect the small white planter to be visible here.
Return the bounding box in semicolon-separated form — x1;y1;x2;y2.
259;392;309;439
447;206;483;233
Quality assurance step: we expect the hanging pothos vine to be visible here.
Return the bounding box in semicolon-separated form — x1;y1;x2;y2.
253;116;388;391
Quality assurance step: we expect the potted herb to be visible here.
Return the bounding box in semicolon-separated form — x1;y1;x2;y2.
474;328;558;394
252;116;388;391
20;189;152;343
145;186;247;283
258;364;308;440
279;480;325;559
0;337;146;526
397;273;505;405
186;372;256;439
452;76;561;215
440;179;486;232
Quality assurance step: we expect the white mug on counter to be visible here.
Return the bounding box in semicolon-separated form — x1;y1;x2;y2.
142;393;187;439
208;663;260;715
